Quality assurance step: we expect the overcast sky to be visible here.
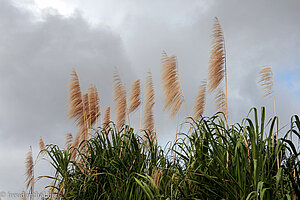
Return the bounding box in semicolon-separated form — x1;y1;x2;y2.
0;0;300;198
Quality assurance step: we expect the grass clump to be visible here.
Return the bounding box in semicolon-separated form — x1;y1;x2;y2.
35;107;299;199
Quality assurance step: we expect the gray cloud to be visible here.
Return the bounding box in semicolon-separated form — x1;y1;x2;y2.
112;0;300;144
0;0;134;142
0;0;300;196
0;0;134;194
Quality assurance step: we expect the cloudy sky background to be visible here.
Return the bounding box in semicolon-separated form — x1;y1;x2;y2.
0;0;300;197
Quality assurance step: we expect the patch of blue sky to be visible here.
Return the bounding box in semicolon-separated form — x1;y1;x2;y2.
276;68;300;99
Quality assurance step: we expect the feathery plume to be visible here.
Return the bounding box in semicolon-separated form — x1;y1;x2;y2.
80;88;99;141
67;70;84;127
103;106;111;126
25;146;34;194
161;53;183;119
215;87;226;115
208;17;226;93
128;79;141;114
144;72;155;140
87;85;100;126
258;66;273;97
67;70;88;158
103;106;111;133
65;133;73;148
116;93;127;130
161;52;190;163
208;17;230;127
113;70;127;130
80;93;89;141
39;137;45;151
193;80;207;120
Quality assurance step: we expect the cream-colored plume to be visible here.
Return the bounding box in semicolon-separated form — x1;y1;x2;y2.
67;70;84;127
113;70;127;130
128;79;141;114
39;137;45;151
258;66;274;97
143;72;155;140
103;106;111;125
208;17;226;93
215;87;226;115
193;80;207;120
87;85;100;126
161;53;183;119
25;146;34;193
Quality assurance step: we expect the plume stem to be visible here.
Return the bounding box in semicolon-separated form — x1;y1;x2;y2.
99;111;102;128
218;18;230;166
173;111;179;164
175;58;192;132
94;106;101;139
258;66;278;169
178;79;191;128
82;94;88;143
176;64;195;155
223;40;230;128
272;73;279;170
139;90;143;137
127;110;131;127
154;97;156;133
273;79;277;139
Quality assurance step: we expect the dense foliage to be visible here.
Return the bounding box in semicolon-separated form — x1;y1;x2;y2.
38;107;299;199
